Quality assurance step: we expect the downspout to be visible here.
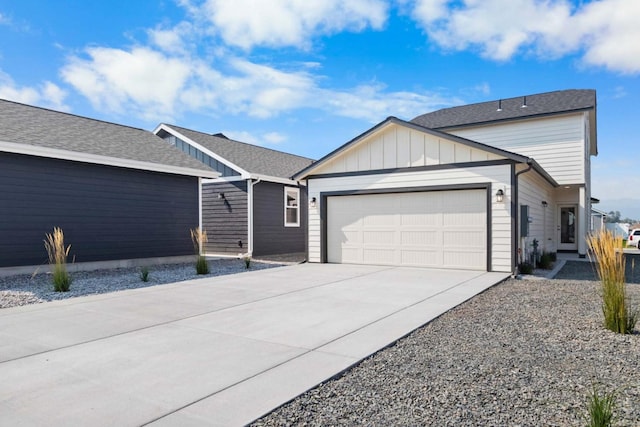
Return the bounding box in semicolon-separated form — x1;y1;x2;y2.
198;177;203;254
247;177;261;255
513;160;533;276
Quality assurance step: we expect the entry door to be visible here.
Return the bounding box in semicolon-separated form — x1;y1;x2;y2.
558;205;578;251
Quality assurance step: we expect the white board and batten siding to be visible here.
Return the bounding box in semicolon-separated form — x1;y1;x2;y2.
449;113;586;185
307;164;514;272
316;124;503;174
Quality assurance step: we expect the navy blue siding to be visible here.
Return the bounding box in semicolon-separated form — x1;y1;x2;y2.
202;181;248;254
0;152;199;267
253;181;307;256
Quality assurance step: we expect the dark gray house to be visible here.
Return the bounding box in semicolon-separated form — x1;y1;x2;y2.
154;124;314;257
0;99;218;269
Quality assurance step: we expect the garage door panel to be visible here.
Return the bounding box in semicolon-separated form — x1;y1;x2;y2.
363;230;395;245
327;189;486;270
401;230;439;245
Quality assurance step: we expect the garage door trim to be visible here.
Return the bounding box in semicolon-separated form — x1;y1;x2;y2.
319;183;492;271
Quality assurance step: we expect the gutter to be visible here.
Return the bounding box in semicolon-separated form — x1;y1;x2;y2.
512;160;533;276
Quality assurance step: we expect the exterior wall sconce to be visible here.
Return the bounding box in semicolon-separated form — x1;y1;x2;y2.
309;197;317;208
218;193;225;200
541;201;548;207
496;189;504;203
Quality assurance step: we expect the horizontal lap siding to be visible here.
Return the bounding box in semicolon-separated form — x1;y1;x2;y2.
202;181;248;254
253;182;307;256
307;164;513;272
517;169;556;254
0;152;198;267
449;114;585;185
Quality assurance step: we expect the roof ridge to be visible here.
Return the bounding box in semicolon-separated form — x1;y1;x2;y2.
164;124;315;162
430;89;595;114
0;97;153;134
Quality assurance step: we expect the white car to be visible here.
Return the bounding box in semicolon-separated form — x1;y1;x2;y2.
628;229;640;248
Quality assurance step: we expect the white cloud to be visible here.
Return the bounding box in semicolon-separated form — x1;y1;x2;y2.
263;132;287;144
223;130;288;146
59;41;456;124
410;0;640;73
0;70;68;110
198;0;388;49
61;47;192;118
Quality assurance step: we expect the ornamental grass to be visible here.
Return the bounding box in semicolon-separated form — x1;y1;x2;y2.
190;227;209;275
587;230;638;334
43;227;72;292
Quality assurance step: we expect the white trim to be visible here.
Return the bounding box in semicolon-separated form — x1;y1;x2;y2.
284;186;301;227
154;124;250;179
251;173;299;186
202;176;247;184
0;140;219;178
198;177;203;249
248;178;260;255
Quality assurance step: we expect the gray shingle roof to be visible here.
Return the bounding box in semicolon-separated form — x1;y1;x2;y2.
411;89;596;129
0;98;214;174
162;125;315;179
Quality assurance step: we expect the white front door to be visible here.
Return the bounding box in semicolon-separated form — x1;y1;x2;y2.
558;205;578;251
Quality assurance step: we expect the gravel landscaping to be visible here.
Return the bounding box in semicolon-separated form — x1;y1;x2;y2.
254;265;640;426
0;259;286;309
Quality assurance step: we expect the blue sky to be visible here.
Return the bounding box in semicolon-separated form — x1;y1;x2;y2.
1;0;639;217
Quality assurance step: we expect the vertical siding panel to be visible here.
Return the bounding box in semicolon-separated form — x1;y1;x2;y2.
410;131;425;167
455;145;472;163
425;135;439;165
358;140;370;171
396;127;411;167
440;139;455;163
383;129;397;169
370;136;384;170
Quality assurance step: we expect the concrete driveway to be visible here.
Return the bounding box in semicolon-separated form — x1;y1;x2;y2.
0;263;509;426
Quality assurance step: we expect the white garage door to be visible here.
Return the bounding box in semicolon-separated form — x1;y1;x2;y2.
327;189;487;270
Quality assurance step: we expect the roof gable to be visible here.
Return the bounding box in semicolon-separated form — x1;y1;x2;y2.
295;117;536;179
0;99;217;177
411;89;596;130
157;124;315;180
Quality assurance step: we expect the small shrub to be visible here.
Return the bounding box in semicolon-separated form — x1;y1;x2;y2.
588;230;639;334
44;227;72;292
140;266;150;282
518;262;534;275
244;255;251;269
539;251;554;270
587;386;616;427
190;227;209;275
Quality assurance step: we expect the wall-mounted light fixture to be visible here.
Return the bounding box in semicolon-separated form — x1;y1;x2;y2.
541;200;548;207
218;193;225;200
309;197;317;208
496;189;504;203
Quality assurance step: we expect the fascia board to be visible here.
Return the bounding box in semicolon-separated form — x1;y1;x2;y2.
155;124;251;179
0;140;220;178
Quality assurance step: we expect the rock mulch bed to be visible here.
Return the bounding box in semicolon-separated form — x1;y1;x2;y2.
253;277;640;426
0;259;285;309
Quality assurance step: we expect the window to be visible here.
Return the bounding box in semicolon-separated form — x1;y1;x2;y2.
284;187;300;227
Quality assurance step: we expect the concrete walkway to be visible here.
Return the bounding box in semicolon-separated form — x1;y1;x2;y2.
0;264;509;426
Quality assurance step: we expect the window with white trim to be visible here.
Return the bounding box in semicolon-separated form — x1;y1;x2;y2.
284;187;300;227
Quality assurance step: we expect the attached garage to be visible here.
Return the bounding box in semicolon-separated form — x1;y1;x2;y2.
326;188;488;270
294;117;560;274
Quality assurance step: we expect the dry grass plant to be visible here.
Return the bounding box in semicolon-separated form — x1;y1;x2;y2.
587;230;638;334
190;227;209;275
43;227;72;292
